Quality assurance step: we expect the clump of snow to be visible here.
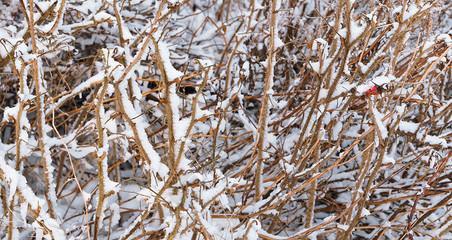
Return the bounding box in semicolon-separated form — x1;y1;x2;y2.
398;121;419;133
310;58;333;74
372;107;388;139
393;4;419;21
423;135;447;148
338;20;367;42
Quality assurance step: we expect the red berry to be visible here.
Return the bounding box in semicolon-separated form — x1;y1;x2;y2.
365;86;379;96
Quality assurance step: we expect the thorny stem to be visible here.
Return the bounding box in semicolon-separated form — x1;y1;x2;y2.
254;0;278;201
27;0;56;219
93;69;113;239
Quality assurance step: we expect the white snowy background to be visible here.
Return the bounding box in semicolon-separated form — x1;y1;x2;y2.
0;0;450;239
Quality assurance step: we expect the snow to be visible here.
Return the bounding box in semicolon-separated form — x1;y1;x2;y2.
0;159;66;240
332;121;343;140
2;104;20;122
373;75;396;85
437;34;451;44
118;79;169;177
393;4;419;21
0;1;449;239
275;36;284;49
312;38;328;50
0;29;22;58
179;172;204;185
310;58;333;74
245;220;261;240
93;12;115;22
361;207;371;216
338;20;367;42
337;223;349;231
383;155;396;165
398;121;419;133
35;1;52;12
358;62;369;73
423;135;447;148
242;197;272;214
372;107;388;139
158;42;183;80
47;72;105;114
356;75;396;96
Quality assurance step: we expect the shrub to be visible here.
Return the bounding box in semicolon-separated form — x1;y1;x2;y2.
0;0;450;239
